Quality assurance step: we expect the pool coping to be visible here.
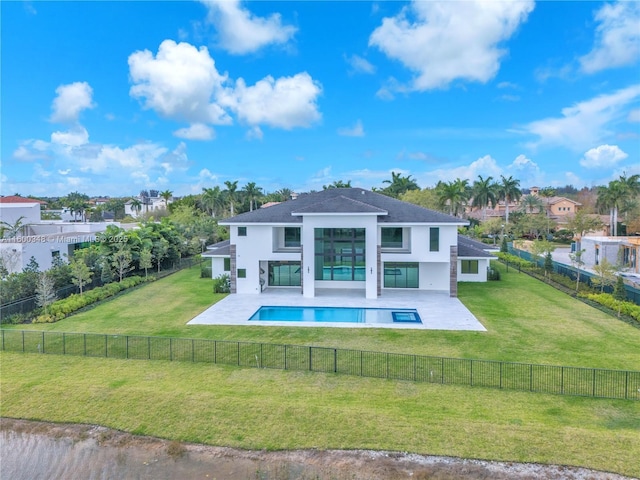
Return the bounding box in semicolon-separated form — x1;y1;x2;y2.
188;289;487;331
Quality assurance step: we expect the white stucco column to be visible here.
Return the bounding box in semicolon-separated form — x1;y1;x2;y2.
301;219;315;298
365;221;378;299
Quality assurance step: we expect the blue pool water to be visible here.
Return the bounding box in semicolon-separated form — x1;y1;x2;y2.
249;306;422;324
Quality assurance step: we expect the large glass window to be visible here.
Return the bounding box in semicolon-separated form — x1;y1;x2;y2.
461;260;479;274
381;227;403;249
238;227;247;237
314;228;366;281
384;262;419;288
223;258;230;272
429;227;439;252
284;227;301;247
268;261;301;286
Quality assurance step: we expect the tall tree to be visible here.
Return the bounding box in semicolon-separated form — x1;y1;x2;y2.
201;186;225;217
159;190;173;210
35;272;57;316
471;175;498;220
139;247;153;279
498;175;522;224
519;194;544;214
323;180;352;189
69;256;93;295
130;198;143;217
566;210;604;249
569;249;585;293
111;243;133;282
435;178;470;217
381;172;419;198
223;181;239;217
242;182;263;211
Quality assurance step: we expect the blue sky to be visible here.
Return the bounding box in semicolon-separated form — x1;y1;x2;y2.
2;0;639;198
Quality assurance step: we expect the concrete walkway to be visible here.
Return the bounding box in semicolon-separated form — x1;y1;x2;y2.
188;288;486;331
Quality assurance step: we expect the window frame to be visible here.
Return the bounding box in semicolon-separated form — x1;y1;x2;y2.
429;227;439;252
461;259;479;274
238;226;247;237
237;268;247;278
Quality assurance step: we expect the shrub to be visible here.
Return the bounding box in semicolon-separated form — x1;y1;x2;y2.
581;293;640;322
212;274;230;294
487;268;501;281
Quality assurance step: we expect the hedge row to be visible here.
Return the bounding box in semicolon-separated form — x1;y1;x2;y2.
34;276;151;323
580;293;640;323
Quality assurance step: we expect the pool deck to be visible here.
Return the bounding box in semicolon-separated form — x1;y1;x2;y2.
188;288;486;331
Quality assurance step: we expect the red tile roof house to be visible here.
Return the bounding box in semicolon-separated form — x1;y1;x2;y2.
205;188;495;300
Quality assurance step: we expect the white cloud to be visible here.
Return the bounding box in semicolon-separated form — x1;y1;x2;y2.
579;2;640;74
629;109;640;122
369;0;534;91
201;0;296;55
499;94;520;102
222;72;322;129
580;144;628;169
344;54;376;75
51;126;89;146
129;40;321;134
245;126;263;140
129;40;231;125
338;120;365;137
13;141;50;161
173;123;215;140
58;169;71;175
50;82;95;123
523;84;640;151
507;154;542;186
497;81;518;89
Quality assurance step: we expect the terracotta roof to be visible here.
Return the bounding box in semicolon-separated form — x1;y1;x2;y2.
0;196;47;204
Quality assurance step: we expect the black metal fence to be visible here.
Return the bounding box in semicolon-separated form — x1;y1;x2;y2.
2;329;638;401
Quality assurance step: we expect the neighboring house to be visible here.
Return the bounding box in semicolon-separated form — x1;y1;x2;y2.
581;236;639;274
0;196;120;274
210;188;494;300
124;194;172;218
0;196;46;227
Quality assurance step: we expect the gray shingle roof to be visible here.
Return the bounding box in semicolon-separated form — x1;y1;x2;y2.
221;188;466;225
457;235;496;258
202;239;230;257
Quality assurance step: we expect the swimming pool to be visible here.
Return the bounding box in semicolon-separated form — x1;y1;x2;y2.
249;306;422;324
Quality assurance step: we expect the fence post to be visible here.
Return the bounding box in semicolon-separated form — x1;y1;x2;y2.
625;371;629;400
214;341;217;364
386;353;390;379
309;346;312;372
561;367;564;394
237;342;240;366
529;364;533;391
192;339;195;362
2;330;5;351
360;350;363;377
441;358;444;384
334;348;337;373
148;337;151;360
126;336;129;359
22;330;25;352
63;333;65;355
169;338;173;361
499;362;502;389
413;355;417;381
42;331;45;354
592;369;596;397
470;360;473;386
261;344;264;369
83;334;86;356
105;335;108;357
284;345;288;370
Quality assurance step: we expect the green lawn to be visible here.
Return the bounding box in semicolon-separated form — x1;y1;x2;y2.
8;263;640;370
2;352;639;477
2;263;640;476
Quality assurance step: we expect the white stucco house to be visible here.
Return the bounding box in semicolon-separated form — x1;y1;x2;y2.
205;188;494;299
0;195;123;274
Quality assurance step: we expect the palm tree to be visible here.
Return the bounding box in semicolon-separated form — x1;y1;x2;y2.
519;194;544;214
596;174;639;237
436;178;470;217
130;198;142;217
471;175;498;220
224;180;239;217
275;188;293;202
538;187;556;218
0;216;26;239
498;175;522;224
381;172;419;198
201;186;225;217
159;190;173;210
323;180;352;189
242;182;263;211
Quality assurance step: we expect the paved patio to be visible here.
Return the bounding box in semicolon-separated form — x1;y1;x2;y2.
188;288;486;331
